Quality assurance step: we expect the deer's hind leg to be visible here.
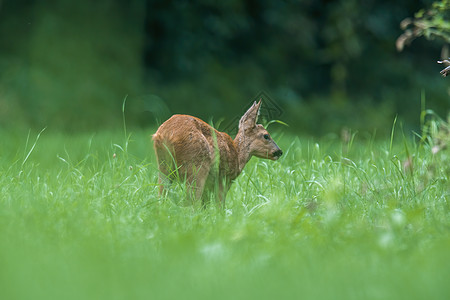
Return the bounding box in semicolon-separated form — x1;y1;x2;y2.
182;163;211;205
154;143;177;197
155;160;173;197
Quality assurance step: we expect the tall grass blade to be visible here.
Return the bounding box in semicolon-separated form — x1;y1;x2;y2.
22;127;46;167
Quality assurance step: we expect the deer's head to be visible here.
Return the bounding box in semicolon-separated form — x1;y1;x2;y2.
238;100;283;161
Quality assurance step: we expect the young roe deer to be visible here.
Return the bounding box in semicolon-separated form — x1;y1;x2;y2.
152;100;282;205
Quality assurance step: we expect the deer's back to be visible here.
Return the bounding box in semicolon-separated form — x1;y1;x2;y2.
153;115;239;180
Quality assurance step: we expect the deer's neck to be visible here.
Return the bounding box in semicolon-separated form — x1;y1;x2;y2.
234;131;252;173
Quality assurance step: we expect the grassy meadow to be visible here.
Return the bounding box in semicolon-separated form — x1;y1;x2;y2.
0;124;449;300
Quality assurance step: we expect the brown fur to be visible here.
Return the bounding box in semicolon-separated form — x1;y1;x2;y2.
152;100;282;205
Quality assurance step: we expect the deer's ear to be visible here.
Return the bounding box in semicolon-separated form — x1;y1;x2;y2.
239;100;261;130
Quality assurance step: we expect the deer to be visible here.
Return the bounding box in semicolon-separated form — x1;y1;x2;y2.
152;100;282;206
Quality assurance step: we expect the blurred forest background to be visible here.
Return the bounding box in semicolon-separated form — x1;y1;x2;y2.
0;0;449;136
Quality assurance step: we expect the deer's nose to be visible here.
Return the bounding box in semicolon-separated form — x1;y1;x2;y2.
273;149;283;157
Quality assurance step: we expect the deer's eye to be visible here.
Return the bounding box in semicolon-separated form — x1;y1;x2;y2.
263;134;270;140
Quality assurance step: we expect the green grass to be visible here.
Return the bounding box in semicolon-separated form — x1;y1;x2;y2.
0;127;449;300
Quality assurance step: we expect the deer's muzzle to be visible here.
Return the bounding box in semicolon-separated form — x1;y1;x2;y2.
271;149;283;160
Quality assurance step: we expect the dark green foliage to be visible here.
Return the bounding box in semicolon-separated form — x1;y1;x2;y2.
0;0;448;135
397;0;450;50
